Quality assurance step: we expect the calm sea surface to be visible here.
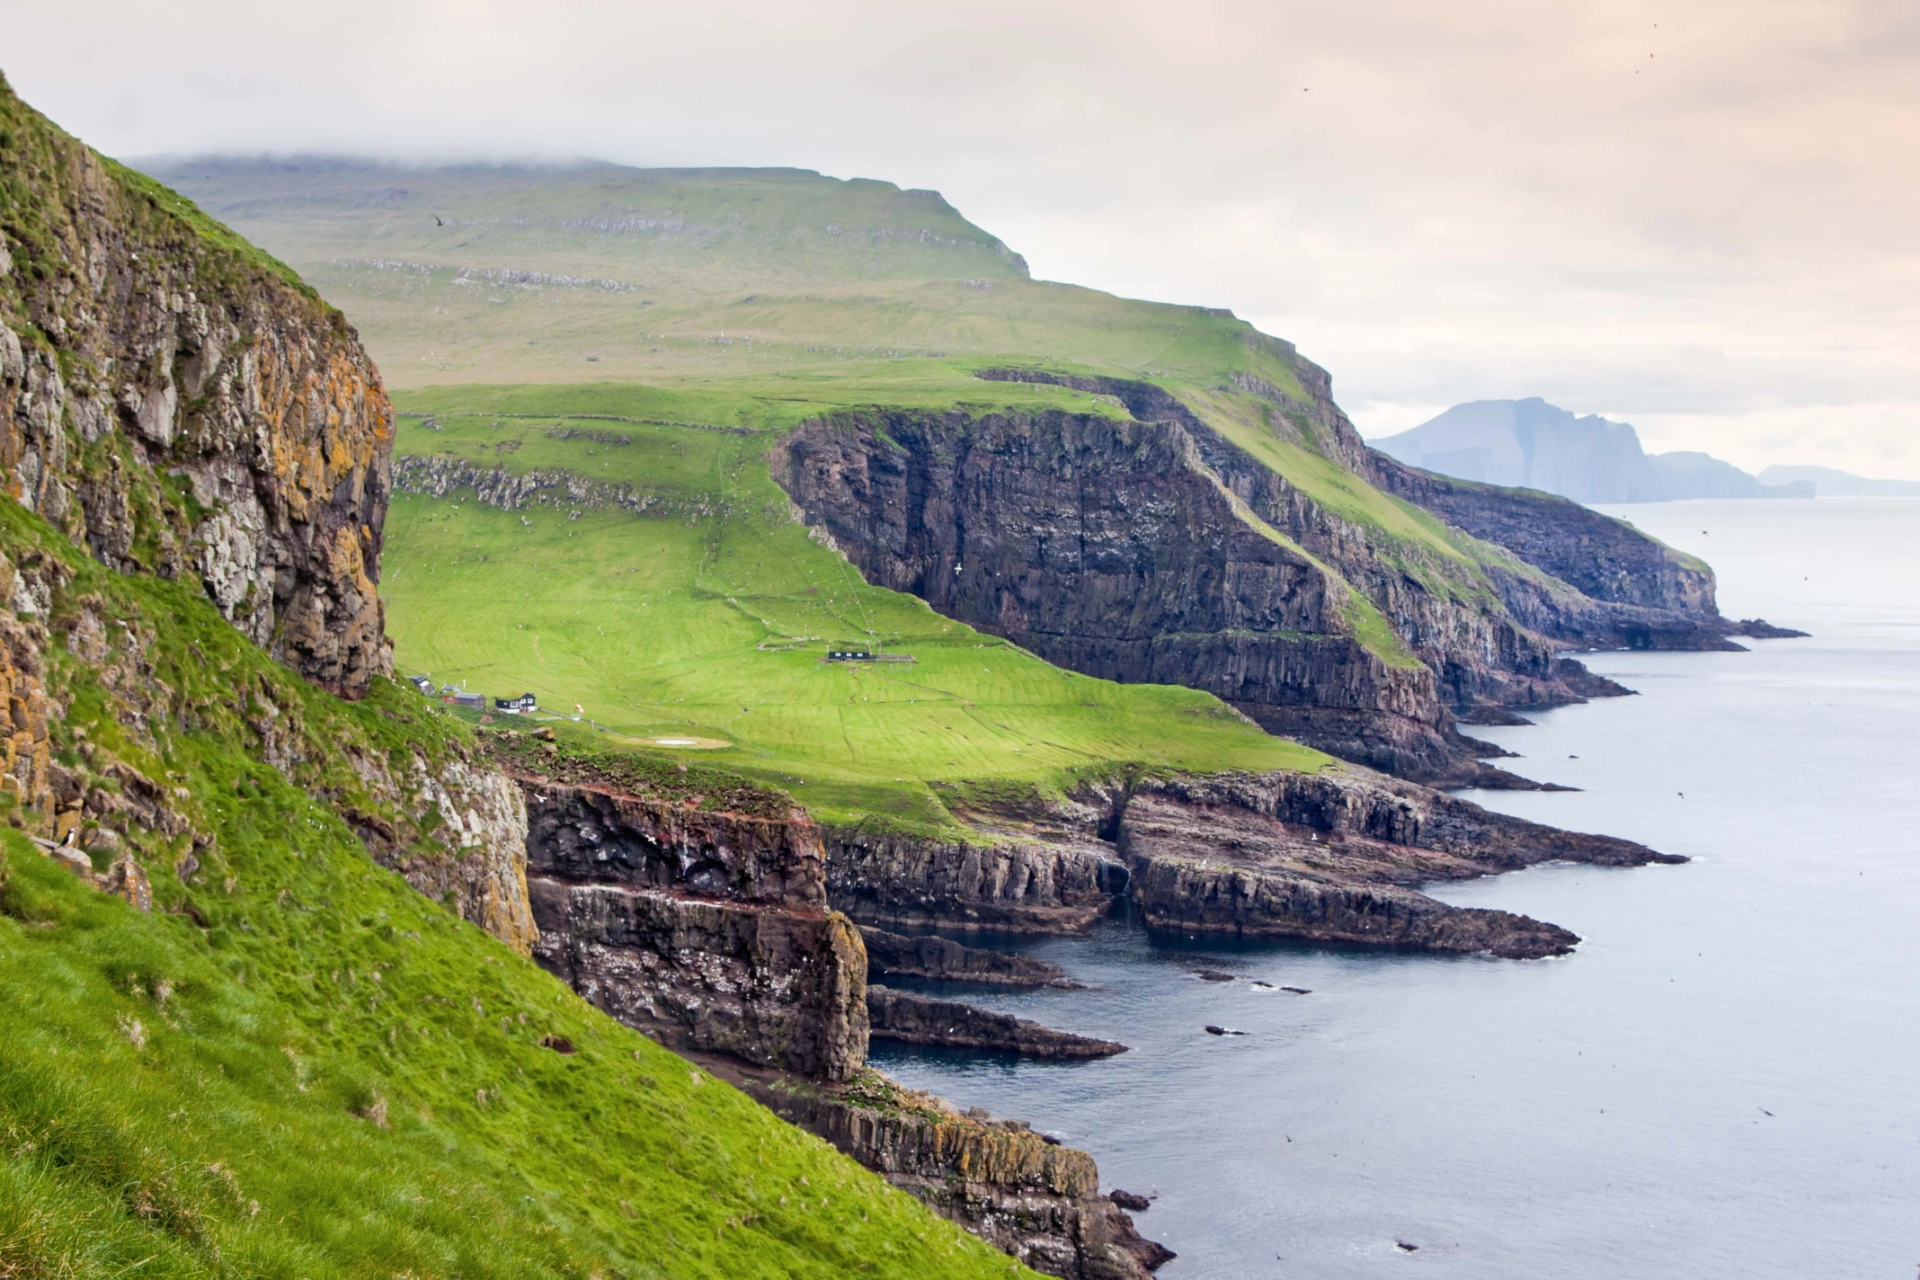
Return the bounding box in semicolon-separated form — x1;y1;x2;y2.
871;498;1920;1278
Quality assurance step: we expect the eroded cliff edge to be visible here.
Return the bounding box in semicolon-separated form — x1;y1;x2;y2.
494;738;1165;1278
769;361;1791;783
828;763;1678;960
0;74;392;698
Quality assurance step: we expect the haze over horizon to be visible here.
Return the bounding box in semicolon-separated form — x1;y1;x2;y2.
8;0;1915;477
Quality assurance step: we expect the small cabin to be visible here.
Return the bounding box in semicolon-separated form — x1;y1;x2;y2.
444;690;486;709
408;674;434;695
496;692;538;714
825;650;875;663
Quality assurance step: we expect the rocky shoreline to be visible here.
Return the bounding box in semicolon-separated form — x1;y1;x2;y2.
867;984;1127;1059
862;924;1083;987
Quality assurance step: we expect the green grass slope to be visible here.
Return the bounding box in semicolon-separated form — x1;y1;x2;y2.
135;155;1548;813
0;500;1027;1280
382;401;1324;834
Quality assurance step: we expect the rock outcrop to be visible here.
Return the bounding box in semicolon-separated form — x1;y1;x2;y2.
771;405;1480;781
495;746;1167;1274
515;771;869;1081
866;984;1126;1058
0;76;392;698
825;825;1122;932
860;924;1079;988
744;1071;1164;1279
822;763;1678;959
771;362;1791;782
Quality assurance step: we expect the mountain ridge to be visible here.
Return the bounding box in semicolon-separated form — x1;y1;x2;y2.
1372;397;1813;503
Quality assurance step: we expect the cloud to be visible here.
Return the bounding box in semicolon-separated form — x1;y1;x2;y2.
7;0;1916;471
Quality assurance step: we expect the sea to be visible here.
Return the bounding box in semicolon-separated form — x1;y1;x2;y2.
869;497;1920;1279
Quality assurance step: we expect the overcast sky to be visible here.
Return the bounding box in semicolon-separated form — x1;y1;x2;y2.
8;0;1916;473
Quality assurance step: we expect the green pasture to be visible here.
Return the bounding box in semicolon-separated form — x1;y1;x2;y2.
381;411;1324;833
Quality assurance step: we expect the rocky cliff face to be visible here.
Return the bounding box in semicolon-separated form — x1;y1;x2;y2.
822;762;1676;959
772;363;1780;781
514;771;869;1081
771;406;1486;780
825;823;1123;933
0;76;392;697
497;748;1164;1274
747;1072;1162;1280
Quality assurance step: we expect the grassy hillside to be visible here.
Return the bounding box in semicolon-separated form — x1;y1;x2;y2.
141;158;1310;396
139;156;1580;811
0;500;1027;1280
381;399;1324;834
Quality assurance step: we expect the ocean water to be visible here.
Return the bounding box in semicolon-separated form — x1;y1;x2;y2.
870;498;1920;1278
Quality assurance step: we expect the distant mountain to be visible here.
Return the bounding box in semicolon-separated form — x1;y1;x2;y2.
1371;398;1812;503
1757;465;1920;497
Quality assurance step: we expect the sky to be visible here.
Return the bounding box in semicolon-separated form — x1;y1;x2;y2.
7;0;1917;475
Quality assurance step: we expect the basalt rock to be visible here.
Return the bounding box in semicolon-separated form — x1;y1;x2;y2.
516;773;867;1081
0;77;393;697
823;760;1675;959
860;924;1080;988
744;1072;1165;1279
824;826;1119;933
531;876;868;1080
1108;770;1674;957
772;363;1790;783
866;984;1126;1059
771;406;1475;781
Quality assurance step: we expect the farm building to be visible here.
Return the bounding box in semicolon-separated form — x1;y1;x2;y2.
496;692;538;714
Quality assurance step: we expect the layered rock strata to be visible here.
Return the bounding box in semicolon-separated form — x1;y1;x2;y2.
825;826;1123;933
771;406;1478;780
825;765;1677;959
502;757;1168;1274
860;924;1080;988
773;362;1792;781
867;985;1126;1058
0;76;393;697
741;1070;1164;1279
516;774;869;1081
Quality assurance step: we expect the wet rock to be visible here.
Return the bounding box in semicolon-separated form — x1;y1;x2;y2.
1109;1189;1152;1211
1193;969;1234;982
866;985;1125;1059
860;925;1080;988
746;1072;1164;1278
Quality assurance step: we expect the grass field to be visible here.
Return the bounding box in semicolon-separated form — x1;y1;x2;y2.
147;157;1541;831
142;158;1313;397
0;498;1030;1280
382;407;1325;834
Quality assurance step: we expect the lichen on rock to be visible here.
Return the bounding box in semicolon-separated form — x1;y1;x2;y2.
0;74;393;698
